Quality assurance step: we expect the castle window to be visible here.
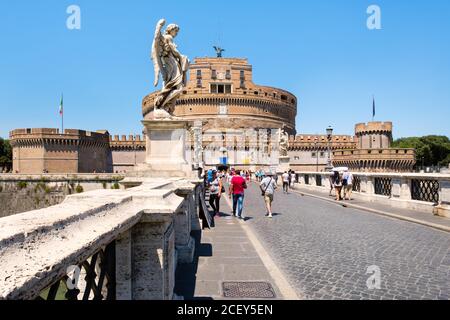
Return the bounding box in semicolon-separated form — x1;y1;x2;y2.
240;80;246;89
320;152;325;157
254;91;259;95
211;70;217;79
240;70;245;80
196;69;202;79
312;152;317;158
281;95;288;101
226;70;231;80
197;79;202;88
211;84;232;94
294;156;300;160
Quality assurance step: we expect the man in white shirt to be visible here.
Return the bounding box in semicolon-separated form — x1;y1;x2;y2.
343;170;354;200
260;172;278;218
282;171;290;194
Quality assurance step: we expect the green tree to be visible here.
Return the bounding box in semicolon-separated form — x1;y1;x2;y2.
392;135;450;167
0;138;12;172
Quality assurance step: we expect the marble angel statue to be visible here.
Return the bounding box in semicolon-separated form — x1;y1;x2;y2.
151;19;190;116
279;128;290;157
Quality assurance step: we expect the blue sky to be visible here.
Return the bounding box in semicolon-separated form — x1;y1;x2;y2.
0;0;449;139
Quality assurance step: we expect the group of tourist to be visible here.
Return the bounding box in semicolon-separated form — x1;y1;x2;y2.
329;169;354;201
281;170;297;194
205;168;281;220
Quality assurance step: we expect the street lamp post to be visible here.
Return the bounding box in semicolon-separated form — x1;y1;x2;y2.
326;126;333;171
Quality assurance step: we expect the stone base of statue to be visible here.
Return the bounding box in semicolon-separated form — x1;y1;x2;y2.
277;156;291;174
126;113;194;180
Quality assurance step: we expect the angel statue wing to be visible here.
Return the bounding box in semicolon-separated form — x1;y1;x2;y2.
151;19;166;87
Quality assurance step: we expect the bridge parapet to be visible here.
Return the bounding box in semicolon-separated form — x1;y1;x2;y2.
0;177;203;300
295;172;450;218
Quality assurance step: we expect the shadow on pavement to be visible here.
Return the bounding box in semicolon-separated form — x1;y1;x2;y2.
174;230;214;300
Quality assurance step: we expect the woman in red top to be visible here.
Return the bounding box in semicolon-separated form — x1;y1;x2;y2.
229;170;247;219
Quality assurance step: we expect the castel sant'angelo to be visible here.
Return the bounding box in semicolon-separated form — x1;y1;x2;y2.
8;55;415;174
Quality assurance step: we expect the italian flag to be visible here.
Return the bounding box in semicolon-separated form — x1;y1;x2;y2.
59;94;64;116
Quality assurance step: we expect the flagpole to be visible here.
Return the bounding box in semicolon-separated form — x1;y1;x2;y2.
372;95;375;122
60;94;64;134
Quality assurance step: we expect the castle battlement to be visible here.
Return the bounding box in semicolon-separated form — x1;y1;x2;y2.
109;134;146;151
9;128;110;147
355;122;393;135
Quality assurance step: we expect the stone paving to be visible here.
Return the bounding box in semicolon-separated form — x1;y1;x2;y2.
239;182;450;300
174;213;285;300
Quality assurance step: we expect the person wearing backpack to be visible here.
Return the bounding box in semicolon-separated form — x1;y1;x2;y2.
260;171;278;218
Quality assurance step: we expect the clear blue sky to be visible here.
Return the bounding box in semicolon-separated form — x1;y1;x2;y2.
1;0;449;139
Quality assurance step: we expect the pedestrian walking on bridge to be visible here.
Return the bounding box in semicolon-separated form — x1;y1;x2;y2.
260;171;278;218
229;170;247;220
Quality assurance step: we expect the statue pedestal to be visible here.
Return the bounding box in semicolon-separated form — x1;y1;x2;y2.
277;156;291;174
127;119;193;179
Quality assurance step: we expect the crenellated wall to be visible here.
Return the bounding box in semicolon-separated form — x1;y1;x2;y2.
10;129;112;174
109;135;146;173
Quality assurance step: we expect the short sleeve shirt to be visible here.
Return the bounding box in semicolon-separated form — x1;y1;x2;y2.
231;176;246;195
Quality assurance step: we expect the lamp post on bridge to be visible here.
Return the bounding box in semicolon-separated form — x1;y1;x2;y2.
326;126;334;171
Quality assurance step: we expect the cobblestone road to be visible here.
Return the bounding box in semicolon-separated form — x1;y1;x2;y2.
225;183;450;300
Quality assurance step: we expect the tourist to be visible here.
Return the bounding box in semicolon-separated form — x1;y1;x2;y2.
290;171;297;188
207;169;214;184
260;171;278;218
209;171;222;218
333;171;343;201
282;171;290;193
229;170;247;220
343;170;354;200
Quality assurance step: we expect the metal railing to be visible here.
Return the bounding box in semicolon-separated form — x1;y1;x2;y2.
411;179;440;204
37;242;116;301
374;177;392;197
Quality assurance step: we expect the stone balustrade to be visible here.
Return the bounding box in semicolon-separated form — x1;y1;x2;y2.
295;172;450;218
0;177;203;300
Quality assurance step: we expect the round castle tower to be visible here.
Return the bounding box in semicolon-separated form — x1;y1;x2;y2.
355;122;393;150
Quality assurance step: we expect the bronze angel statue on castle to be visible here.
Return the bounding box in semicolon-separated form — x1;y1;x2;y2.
151;19;190;117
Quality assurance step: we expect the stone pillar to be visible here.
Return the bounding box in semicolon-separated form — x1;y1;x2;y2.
323;174;331;190
435;180;450;218
299;174;305;185
174;184;197;264
115;218;176;300
392;177;411;200
130;120;193;178
192;121;204;170
278;156;290;174
116;230;133;300
311;175;317;187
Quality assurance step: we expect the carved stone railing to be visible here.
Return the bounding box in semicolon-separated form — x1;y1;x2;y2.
296;172;450;218
0;177;202;300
